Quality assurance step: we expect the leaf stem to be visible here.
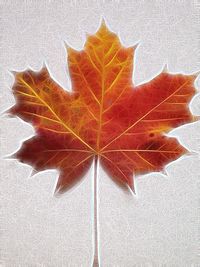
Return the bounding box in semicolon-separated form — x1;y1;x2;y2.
92;155;100;267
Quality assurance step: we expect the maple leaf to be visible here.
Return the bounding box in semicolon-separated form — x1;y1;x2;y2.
8;20;198;266
10;21;197;194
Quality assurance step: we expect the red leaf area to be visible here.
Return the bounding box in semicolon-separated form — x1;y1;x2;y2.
10;22;198;193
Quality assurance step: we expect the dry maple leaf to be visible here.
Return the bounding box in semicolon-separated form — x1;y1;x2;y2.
9;21;198;266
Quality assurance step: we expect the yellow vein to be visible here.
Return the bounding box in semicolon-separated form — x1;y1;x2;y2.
62;154;93;171
105;42;116;58
142;117;185;122
134;151;155;168
40;152;60;169
105;48;121;68
101;154;129;183
57;153;72;168
19;78;95;152
15;90;37;98
101;80;189;151
73;61;100;106
43;149;92;153
174;93;191;97
85;51;101;73
89;43;102;66
96;46;105;150
22;112;63;124
121;151;136;167
84;105;98;121
23;101;45;107
165;102;186;105
103;149;181;154
40;127;70;134
103;86;128;114
105;63;128;94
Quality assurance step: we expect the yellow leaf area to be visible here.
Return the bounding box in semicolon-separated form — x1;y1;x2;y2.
10;21;198;193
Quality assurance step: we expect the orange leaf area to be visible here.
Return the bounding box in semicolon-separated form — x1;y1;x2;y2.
10;21;198;193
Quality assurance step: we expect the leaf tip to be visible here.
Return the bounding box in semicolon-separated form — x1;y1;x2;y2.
127;178;136;195
3;153;17;160
54;183;64;197
132;42;140;51
185;151;199;157
192;70;200;78
4;105;18;117
29;169;38;178
100;17;106;27
54;177;66;196
0;108;12;118
64;42;77;55
64;41;71;51
162;63;169;73
161;169;168;176
98;17;110;33
7;68;18;76
193;115;200;122
41;60;48;70
131;186;136;195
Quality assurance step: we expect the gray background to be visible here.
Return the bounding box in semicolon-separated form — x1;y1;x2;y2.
0;0;200;266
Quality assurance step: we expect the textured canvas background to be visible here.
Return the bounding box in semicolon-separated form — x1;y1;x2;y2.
0;1;200;266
